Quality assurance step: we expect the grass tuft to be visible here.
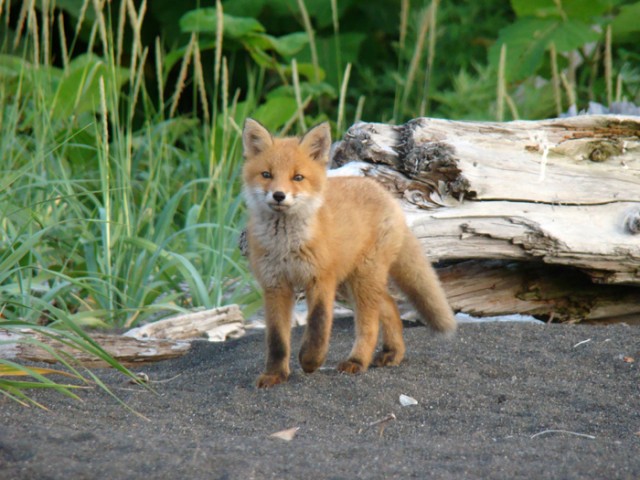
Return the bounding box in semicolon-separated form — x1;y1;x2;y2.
0;0;258;406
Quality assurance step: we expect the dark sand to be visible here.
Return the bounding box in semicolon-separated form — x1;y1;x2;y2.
1;319;639;479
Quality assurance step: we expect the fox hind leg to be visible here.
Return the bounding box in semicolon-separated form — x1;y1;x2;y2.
337;274;385;374
373;291;405;367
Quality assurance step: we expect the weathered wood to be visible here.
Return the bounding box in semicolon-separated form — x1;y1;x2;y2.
124;304;245;342
437;261;640;323
0;329;192;367
1;305;245;366
331;115;640;322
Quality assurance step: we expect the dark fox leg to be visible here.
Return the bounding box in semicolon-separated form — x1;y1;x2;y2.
298;276;337;373
373;292;405;367
257;286;295;388
337;273;386;374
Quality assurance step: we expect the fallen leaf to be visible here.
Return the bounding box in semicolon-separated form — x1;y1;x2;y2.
399;394;418;406
623;356;634;363
269;427;299;441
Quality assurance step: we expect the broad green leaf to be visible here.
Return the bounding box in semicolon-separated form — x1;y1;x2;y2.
280;62;328;83
490;17;600;82
222;0;268;17
244;0;355;29
296;32;366;86
246;45;278;69
511;0;559;18
180;9;265;38
51;54;129;119
551;19;602;52
511;0;616;20
55;0;97;20
610;2;640;40
247;32;309;57
272;32;309;56
0;54;30;78
252;96;299;130
267;82;336;101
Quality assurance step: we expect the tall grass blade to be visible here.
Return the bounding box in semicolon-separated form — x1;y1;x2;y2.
401;4;431;118
292;59;306;131
419;0;438;117
497;43;507;121
549;43;562;116
337;63;352;133
296;0;320;83
604;25;612;107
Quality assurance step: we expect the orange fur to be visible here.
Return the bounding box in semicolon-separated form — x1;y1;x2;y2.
242;119;456;388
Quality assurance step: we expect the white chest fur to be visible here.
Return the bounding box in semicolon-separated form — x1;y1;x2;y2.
250;212;317;289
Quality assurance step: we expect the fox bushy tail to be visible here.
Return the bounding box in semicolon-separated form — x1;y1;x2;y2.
390;230;457;333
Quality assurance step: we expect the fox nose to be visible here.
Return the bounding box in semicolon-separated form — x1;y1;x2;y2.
272;191;286;203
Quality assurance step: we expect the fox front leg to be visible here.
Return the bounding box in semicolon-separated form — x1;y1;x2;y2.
298;277;336;373
257;286;295;388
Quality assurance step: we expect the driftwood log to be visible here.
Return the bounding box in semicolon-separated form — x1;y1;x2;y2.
0;329;192;367
124;304;244;342
1;305;245;366
331;115;640;323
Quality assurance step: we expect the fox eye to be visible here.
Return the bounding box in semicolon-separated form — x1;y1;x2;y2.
293;174;304;182
261;171;272;179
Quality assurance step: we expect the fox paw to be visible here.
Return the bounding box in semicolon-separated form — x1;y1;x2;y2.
298;352;324;374
299;342;327;374
337;359;366;374
256;372;288;388
373;350;404;367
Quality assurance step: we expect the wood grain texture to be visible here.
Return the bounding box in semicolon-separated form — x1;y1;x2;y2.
331;116;640;322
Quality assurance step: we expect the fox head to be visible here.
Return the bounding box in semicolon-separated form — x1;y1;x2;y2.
242;119;331;216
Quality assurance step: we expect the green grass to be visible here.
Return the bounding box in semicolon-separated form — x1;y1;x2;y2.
0;0;634;406
0;0;259;326
0;0;258;405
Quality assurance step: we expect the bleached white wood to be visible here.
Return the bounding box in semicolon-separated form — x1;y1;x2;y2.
329;116;640;322
332;116;640;286
124;304;244;342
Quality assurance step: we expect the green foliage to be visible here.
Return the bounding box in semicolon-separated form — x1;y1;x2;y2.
0;0;638;328
0;53;129;124
2;0;640;405
486;0;640;119
490;17;600;82
510;0;619;19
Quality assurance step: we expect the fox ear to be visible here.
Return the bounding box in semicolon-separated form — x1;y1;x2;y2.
242;118;273;158
299;122;331;163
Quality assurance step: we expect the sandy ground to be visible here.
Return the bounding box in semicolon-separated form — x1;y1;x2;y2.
1;319;639;479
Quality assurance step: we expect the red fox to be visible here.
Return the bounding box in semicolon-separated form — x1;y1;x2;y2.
242;119;456;388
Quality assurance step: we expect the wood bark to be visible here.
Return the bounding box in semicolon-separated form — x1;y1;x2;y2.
331;115;640;322
1;305;245;366
0;330;192;367
437;260;640;324
124;304;245;342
